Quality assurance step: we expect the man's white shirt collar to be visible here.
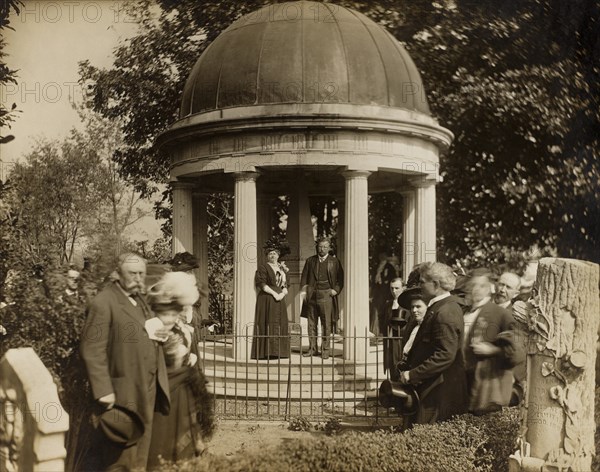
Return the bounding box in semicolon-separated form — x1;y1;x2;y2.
318;254;329;263
427;292;451;307
116;282;137;305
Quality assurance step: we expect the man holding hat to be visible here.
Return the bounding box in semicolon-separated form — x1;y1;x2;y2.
80;253;170;470
396;262;468;424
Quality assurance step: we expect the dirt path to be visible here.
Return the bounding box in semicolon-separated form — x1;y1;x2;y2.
205;420;317;457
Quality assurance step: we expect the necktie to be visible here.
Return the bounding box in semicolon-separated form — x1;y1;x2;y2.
132;294;152;320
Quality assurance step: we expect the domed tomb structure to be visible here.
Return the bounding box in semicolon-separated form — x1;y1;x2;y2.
158;1;453;361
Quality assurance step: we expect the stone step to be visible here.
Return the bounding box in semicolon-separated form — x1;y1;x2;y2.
202;365;383;381
210;384;374;401
209;378;376;392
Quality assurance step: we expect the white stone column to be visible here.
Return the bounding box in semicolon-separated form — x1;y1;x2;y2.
400;190;416;280
193;194;209;320
411;175;437;264
233;172;259;360
172;181;194;256
256;194;273;266
286;178;314;324
341;170;371;362
335;196;345;333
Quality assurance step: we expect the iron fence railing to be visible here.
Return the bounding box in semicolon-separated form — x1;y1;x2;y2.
196;328;404;422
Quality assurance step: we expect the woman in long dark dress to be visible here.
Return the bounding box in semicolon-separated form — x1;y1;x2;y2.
146;272;215;469
251;241;290;359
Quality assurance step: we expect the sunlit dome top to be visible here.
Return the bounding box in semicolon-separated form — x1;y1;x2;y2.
179;1;430;118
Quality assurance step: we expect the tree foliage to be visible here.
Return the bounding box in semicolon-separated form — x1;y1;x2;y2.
395;0;600;265
207;194;235;330
79;0;600;269
75;106;153;267
0;0;23;143
9;134;108;265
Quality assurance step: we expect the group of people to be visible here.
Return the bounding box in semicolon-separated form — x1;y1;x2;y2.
75;241;526;468
250;236;343;361
79;252;214;471
249;237;527;425
380;262;526;425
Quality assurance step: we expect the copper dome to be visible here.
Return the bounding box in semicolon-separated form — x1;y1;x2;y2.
179;1;430;118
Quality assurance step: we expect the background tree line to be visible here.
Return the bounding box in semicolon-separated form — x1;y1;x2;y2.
2;0;598;327
77;0;598;276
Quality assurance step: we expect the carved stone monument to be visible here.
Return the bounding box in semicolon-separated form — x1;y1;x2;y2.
509;258;600;472
0;348;69;471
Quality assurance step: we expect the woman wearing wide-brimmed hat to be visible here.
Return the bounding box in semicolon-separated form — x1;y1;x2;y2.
146;272;214;468
251;238;291;359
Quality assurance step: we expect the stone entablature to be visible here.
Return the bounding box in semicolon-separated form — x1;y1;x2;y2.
170;132;441;179
160;105;450;181
160;104;452;166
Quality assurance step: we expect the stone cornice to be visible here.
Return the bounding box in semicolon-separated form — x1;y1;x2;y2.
158;103;453;152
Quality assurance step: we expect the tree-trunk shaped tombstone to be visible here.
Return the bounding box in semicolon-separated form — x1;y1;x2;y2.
509;258;599;472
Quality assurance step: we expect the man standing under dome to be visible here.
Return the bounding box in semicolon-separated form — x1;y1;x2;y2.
300;237;344;360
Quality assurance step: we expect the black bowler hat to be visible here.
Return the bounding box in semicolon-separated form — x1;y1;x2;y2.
379;380;419;415
95;404;144;447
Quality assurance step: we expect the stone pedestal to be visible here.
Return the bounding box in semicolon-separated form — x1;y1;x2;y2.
509;258;600;472
233;172;259;360
341;170;371;362
0;348;69;472
172;181;194;255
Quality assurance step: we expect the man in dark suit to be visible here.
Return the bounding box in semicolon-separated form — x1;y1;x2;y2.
398;262;468;424
380;278;407;380
465;270;524;413
300;237;344;360
81;253;170;470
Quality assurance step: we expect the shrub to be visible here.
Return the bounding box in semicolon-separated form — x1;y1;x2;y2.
462;409;520;472
0;266;97;471
160;411;524;472
288;416;312;432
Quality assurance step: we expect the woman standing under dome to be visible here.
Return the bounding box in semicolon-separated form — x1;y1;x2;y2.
251;238;291;359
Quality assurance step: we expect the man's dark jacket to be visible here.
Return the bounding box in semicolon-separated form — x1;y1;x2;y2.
400;295;468;424
300;255;344;322
81;283;170;426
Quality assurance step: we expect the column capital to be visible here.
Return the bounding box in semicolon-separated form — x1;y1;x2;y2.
409;173;439;188
340;170;372;180
234;171;260;182
170;180;196;190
